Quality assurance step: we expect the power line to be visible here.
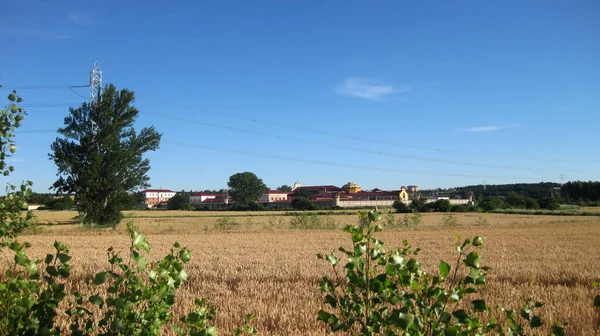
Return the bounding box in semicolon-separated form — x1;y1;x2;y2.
14;109;594;173
5;85;599;164
145;98;600;164
162;140;554;180
141;111;591;173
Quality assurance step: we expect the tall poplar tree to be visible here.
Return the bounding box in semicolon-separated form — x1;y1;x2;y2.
50;84;161;226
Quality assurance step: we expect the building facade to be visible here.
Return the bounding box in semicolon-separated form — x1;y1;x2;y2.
140;189;176;208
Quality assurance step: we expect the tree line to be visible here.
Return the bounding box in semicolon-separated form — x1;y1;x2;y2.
560;181;600;205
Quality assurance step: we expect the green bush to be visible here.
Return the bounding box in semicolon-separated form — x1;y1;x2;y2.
480;196;506;211
289;212;336;229
317;209;566;335
539;197;560;210
392;200;410;213
214;217;241;231
441;212;459;226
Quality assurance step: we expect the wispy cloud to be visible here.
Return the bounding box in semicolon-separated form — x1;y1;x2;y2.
67;13;94;26
335;77;410;100
459;124;523;132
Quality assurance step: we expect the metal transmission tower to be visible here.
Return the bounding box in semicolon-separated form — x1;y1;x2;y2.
90;61;102;105
89;61;102;135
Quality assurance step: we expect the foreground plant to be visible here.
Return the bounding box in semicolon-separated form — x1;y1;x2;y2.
68;222;256;335
317;209;565;335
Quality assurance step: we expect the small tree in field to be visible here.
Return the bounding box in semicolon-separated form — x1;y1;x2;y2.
227;172;267;206
50;84;161;227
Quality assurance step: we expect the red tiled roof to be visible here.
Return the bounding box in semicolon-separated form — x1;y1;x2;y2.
264;190;288;194
295;185;342;192
141;189;174;193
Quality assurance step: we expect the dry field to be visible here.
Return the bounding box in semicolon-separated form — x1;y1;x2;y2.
9;210;600;335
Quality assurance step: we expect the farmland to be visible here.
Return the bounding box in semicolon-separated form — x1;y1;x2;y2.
13;210;600;335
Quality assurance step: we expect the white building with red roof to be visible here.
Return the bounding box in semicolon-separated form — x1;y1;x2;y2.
140;189;176;208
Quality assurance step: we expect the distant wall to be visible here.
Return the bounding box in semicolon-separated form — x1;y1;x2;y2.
337;200;396;207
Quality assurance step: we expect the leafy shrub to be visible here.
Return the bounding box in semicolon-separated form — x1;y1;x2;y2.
473;215;490;226
0;240;71;335
386;211;421;229
441;212;459;226
480;196;506;211
425;199;452;212
317;209;565;335
289;212;336;229
214;217;241;231
248;202;265;211
409;198;427;212
392;200;410;213
539;197;560;210
67;222;256;335
524;197;540;210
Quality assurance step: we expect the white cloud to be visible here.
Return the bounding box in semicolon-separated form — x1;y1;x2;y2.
335;77;409;100
67;14;94;26
459;124;523;132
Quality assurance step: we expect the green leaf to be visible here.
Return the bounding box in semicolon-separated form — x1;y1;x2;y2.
93;272;108;285
530;315;543;328
396;312;414;330
136;256;147;272
452;309;470;324
178;249;191;262
325;254;338;266
465;251;480;268
551;325;565;336
439;260;450;278
177;269;188;281
46;266;58;276
471;299;487;312
44;254;53;264
472;236;484;246
58;253;71;264
54;241;68;252
352;231;363;243
317;310;330;322
89;295;104;306
594;295;600;308
15;253;29;266
26;262;38;274
132;231;150;252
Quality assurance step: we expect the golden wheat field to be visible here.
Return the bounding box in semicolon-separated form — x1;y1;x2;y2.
10;210;600;335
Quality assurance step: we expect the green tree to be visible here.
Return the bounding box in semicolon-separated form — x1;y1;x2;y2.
539;197;560;210
392;200;410;213
506;192;527;209
409;198;427;212
49;84;161;227
524;197;540;210
227;172;267;206
291;196;319;210
480;196;505;211
44;195;74;210
424;199;452;212
277;184;293;192
167;191;190;210
293;188;313;199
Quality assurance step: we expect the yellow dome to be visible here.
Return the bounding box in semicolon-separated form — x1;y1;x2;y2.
342;182;361;193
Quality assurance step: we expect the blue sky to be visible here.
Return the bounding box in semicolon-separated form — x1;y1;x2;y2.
2;0;599;193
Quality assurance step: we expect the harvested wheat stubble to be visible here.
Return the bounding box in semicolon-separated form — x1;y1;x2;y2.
13;212;600;335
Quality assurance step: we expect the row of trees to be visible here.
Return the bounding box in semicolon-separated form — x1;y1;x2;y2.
561;181;600;205
392;194;561;214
